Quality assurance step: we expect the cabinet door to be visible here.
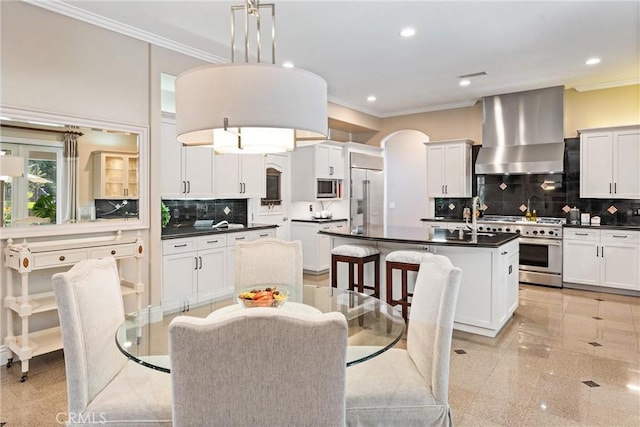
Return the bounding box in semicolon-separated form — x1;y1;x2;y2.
505;251;519;315
162;252;197;303
443;144;467;197
126;156;138;197
160;120;186;198
612;129;640;198
184;146;214;197
562;239;599;285
240;154;266;198
292;223;319;271
600;242;639;290
580;132;613;198
215;153;242;198
328;146;344;179
315;145;331;179
426;145;445;197
197;248;227;300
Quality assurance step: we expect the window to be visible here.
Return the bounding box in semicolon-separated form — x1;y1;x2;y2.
261;167;282;206
0;142;62;226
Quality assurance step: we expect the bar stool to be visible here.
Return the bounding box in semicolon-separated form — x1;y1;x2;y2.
331;245;380;297
385;251;433;321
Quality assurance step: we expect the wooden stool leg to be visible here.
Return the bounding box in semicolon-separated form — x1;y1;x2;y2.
331;255;338;288
349;262;355;291
401;269;409;321
386;263;394;306
373;256;380;297
357;259;364;294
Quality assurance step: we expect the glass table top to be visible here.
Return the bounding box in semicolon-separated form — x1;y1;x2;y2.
116;285;406;373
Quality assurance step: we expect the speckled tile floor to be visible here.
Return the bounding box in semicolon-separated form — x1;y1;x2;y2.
2;277;639;426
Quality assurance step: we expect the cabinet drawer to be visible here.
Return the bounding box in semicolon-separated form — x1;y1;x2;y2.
89;244;136;259
163;238;197;255
563;229;600;241
33;250;87;269
601;230;640;243
197;235;227;250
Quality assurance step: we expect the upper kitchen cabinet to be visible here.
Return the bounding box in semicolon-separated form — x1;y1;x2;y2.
425;139;473;197
315;144;345;179
92;151;139;199
292;143;345;201
580;125;640;199
161;117;214;198
214;153;265;199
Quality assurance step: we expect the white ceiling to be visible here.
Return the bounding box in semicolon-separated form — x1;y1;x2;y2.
43;0;640;118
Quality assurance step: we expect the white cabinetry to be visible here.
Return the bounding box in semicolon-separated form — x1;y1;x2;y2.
3;232;145;381
421;220;466;231
161;117;214;198
162;234;227;312
92;151;139;199
563;228;640;291
291;220;348;273
214;153;265;198
580;126;640;199
425;139;473;197
292;143;345;201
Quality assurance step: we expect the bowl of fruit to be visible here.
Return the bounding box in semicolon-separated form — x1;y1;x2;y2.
237;287;288;308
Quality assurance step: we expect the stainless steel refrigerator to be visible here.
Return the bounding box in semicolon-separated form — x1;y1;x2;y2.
350;153;384;233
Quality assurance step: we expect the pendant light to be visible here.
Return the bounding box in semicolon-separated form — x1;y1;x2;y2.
175;1;328;154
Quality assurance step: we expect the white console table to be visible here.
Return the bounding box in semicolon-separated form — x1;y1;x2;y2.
3;231;144;382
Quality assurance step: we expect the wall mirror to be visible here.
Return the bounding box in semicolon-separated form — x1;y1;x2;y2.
0;106;148;236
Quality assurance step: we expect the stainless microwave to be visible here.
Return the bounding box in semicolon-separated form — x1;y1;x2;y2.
317;179;339;198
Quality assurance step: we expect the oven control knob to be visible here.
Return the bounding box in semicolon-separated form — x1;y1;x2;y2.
533;230;538;235
515;229;521;234
498;228;503;231
539;230;545;234
505;228;511;232
548;230;554;235
478;226;483;231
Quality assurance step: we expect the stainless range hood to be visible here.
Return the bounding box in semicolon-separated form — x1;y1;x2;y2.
475;86;565;174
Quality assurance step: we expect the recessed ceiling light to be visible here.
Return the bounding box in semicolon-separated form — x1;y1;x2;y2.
282;61;294;69
367;95;377;102
585;57;601;65
400;27;416;38
459;80;471;87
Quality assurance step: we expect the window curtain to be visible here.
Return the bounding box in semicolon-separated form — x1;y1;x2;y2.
62;131;79;223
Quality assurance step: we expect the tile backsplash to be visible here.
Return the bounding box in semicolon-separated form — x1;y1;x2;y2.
435;140;640;225
162;199;248;227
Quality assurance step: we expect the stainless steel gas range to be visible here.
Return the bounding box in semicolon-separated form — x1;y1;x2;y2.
477;215;565;287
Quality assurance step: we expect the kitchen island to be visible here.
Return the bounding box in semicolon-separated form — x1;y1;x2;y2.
319;226;520;337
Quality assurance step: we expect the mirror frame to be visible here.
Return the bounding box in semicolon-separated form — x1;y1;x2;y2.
0;105;149;239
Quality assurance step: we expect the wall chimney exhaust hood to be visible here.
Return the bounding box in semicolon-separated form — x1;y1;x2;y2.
475;86;565;174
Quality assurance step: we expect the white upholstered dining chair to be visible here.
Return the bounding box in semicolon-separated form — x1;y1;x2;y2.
235;237;303;298
52;257;172;426
169;307;348;427
345;255;462;427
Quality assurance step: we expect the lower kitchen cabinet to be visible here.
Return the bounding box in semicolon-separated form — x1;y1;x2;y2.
292;220;349;273
162;235;226;312
563;228;640;291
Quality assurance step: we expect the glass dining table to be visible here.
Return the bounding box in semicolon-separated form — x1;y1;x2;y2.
116;285;406;373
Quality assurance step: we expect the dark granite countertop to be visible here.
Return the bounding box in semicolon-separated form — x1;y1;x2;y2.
319;225;519;248
420;218;465;223
563;224;640;232
291;218;349;223
161;223;278;240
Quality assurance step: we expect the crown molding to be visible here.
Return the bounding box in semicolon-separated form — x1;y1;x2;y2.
572;78;640;92
24;0;226;64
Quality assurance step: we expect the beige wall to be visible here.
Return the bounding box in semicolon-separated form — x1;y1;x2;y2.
564;85;640;136
365;85;640;147
0;1;149;126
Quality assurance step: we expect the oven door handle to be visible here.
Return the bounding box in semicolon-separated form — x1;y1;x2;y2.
519;237;561;246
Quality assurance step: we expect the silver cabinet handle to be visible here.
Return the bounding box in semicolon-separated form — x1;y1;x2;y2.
235;236;246;240
612;235;628;238
194;256;199;270
575;233;589;236
187;181;191;193
601;246;604;258
206;240;219;244
596;246;599;257
174;243;188;248
259;233;269;237
609;183;612;194
199;256;203;269
614;182;617;194
329;166;334;176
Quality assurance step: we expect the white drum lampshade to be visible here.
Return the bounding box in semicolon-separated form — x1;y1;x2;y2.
176;63;328;154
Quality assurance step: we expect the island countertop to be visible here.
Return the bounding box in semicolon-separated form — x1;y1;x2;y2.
318;225;519;248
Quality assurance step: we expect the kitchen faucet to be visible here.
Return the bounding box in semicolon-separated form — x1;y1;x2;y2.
471;196;481;233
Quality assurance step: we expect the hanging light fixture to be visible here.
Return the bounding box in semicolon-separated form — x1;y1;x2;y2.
175;0;328;154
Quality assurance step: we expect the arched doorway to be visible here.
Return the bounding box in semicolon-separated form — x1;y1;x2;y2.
381;129;430;227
